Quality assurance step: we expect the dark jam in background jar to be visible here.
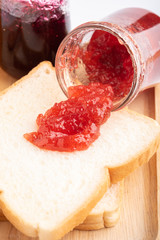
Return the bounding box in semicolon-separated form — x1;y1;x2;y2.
0;0;70;79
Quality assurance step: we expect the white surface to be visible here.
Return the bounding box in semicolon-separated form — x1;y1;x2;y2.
69;0;160;29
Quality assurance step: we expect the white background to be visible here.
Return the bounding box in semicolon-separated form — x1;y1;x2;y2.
69;0;160;29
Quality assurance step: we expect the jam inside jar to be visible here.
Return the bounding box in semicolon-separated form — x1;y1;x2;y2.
80;30;134;102
55;8;160;110
0;0;70;79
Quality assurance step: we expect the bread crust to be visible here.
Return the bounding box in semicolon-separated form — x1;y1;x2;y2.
0;61;55;99
109;131;160;183
76;180;124;230
0;168;110;240
38;167;110;240
75;208;121;230
0;62;159;240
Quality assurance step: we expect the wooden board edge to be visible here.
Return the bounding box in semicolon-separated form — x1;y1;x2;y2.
154;85;160;240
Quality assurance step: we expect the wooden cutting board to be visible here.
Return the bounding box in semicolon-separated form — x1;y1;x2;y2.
0;68;159;240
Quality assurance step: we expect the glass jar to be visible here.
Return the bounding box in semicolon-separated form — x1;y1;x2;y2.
55;8;160;110
0;0;70;79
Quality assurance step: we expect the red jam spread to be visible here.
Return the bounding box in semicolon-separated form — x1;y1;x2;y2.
24;82;113;152
24;30;134;152
81;30;134;101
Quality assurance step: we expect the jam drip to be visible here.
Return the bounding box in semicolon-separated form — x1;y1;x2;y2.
24;82;113;152
24;30;134;152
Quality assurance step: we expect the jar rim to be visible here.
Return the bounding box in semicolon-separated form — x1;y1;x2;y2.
55;21;143;111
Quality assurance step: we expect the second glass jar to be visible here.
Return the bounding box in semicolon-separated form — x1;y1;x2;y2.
0;0;70;79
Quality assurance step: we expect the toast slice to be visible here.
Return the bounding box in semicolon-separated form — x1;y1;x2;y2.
0;181;124;230
0;62;159;240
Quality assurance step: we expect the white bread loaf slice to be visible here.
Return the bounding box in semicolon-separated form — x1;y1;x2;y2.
0;61;159;240
76;181;124;230
0;181;124;230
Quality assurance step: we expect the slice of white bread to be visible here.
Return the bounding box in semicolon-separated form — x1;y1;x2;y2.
0;61;159;240
0;181;124;231
76;181;124;230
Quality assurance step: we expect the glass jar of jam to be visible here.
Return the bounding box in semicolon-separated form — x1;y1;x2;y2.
55;8;160;110
0;0;70;79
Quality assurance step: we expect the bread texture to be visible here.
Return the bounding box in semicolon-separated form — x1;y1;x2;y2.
0;61;159;240
0;182;124;230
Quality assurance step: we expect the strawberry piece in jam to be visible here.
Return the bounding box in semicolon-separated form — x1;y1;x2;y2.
24;82;113;152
